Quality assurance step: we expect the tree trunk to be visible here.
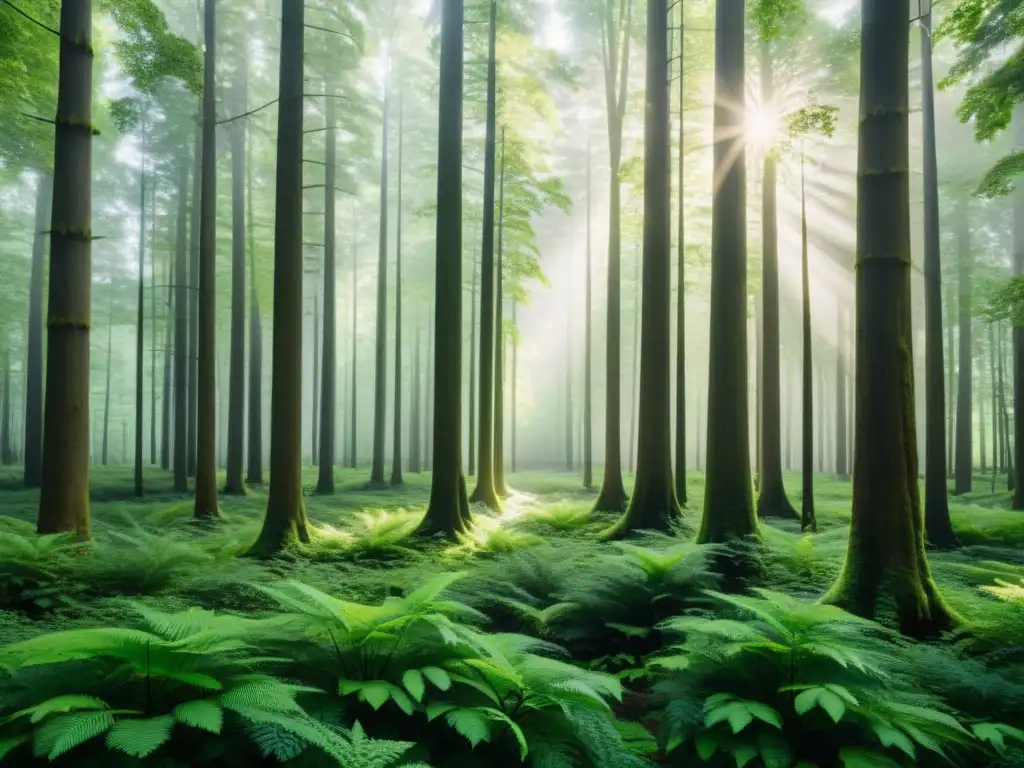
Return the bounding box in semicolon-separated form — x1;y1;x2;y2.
1013;109;1024;506
469;0;500;509
391;85;405;487
947;288;956;476
594;0;632;513
248;0;311;555
350;214;358;469
150;180;158;467
246;120;264;486
134;119;147;497
1000;322;1014;491
824;0;951;636
511;299;517;473
102;295;113;466
674;6;687;505
312;293;320;464
161;227;172;471
224;50;247;495
173;155;189;492
800;151;815;531
696;384;702;471
187;119;201;479
756;40;797;521
583;140;593;490
317;88;339;494
425;315;433;471
991;323;999;492
370;66;391;487
193;0;219;519
836;304;848;479
24;172;51;488
628;249;639;472
409;318;422;473
979;351;987;473
605;0;680;539
468;233;477;476
37;0;93;537
565;310;574;472
418;0;470;537
954;196;973;496
2;347;12;466
494;135;508;496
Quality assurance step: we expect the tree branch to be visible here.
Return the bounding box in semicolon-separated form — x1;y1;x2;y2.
216;98;279;125
0;0;59;37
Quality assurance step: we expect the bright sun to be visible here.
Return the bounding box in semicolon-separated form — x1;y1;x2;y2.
746;106;781;154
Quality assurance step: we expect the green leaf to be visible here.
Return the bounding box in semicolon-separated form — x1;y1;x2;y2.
27;695;109;723
757;732;793;768
972;722;1024;752
387;684;415;715
105;715;174;758
480;707;529;759
169;671;223;691
426;702;458;722
361;681;391;711
0;735;28;761
421;666;452;691
606;623;651;638
839;747;904;768
403;669;426;702
34;711;115;760
872;724;916;759
694;730;717;759
732;742;758;767
173;700;223;734
446;708;493;747
794;687;846;722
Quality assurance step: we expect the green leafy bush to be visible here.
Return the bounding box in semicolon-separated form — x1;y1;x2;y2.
0;532;84;615
649;589;1023;767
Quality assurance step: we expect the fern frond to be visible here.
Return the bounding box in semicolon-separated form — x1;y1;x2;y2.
105;714;174;757
32;710;114;760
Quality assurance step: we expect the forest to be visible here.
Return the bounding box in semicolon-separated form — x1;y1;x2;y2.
1;0;1024;765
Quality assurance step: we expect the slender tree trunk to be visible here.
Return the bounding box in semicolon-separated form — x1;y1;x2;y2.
134;120;147;497
370;65;391;486
980;351;987;473
494;134;508;495
173;156;189;492
628;249;639;472
161;231;172;471
836;304;848;479
800;150;815;531
947;288;956;476
583;140;593;490
350;211;359;469
756;40;796;521
594;0;632;513
249;0;311;555
605;0;679;538
418;0;470;536
954;196;973;496
754;292;762;489
391;85;405;487
674;5;687;505
193;0;219;519
2;348;12;465
511;299;517;474
150;181;158;467
409;319;421;473
1000;322;1014;491
37;0;94;535
824;0;951;636
425;315;433;471
102;295;113;466
991;324;999;492
317;89;338;493
468;239;477;476
187;119;201;479
565;310;574;472
224;51;247;495
312;293;320;464
246;119;263;486
24;173;51;488
1013;110;1024;505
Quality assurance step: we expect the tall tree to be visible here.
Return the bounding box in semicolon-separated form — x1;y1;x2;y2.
173;156;189;493
312;294;320;464
1014;117;1024;505
468;244;477;476
493;131;508;496
697;0;757;543
317;89;339;494
246;120;263;486
470;0;501;509
193;0;219;520
510;299;517;473
582;139;593;490
248;0;311;554
954;196;973;496
134;113;148;497
836;305;848;479
224;42;247;495
350;215;358;469
593;0;632;514
102;297;113;466
369;61;392;487
187;119;201;478
674;4;686;506
37;0;94;538
628;252;639;472
24;173;50;489
391;83;405;488
604;0;679;538
161;244;172;471
824;0;951;636
409;318;422;473
418;0;471;537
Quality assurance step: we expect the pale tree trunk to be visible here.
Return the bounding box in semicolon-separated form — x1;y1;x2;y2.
391;85;405;487
370;64;391;486
317;88;339;493
24;173;51;488
134;116;147;497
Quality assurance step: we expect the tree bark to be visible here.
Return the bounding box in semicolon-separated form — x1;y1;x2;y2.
350;213;359;469
224;49;247;495
134;118;147;497
947;287;956;476
150;180;158;467
583;139;593;490
836;304;848;479
246;120;263;486
1013;109;1024;506
1000;322;1014;491
628;249;639;472
991;323;999;492
37;0;93;537
312;293;320;464
249;0;311;554
418;0;470;537
756;40;797;521
511;299;517;473
2;348;13;466
409;318;422;473
317;88;338;493
102;294;113;466
24;172;51;488
161;224;172;471
193;0;219;519
824;0;952;636
800;150;815;531
173;155;189;492
370;65;391;486
391;84;405;487
494;134;508;496
979;350;987;473
605;0;680;539
954;195;972;496
425;314;433;471
187;119;201;479
674;5;687;505
468;230;477;476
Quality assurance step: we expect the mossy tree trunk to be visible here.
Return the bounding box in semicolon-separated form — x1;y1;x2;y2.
249;0;311;555
224;48;247;496
594;0;632;513
470;0;500;509
756;40;797;522
173;156;189;493
317;90;339;494
193;0;219;520
246;122;263;486
605;0;680;540
24;172;51;488
418;0;471;537
391;85;405;488
698;0;757;543
799;150;815;532
370;66;391;487
674;7;687;505
823;0;952;637
37;0;93;537
187;119;201;479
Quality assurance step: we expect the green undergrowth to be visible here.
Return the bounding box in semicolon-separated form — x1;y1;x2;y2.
1;467;1023;766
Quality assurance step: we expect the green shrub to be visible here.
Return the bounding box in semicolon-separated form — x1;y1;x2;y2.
0;532;85;615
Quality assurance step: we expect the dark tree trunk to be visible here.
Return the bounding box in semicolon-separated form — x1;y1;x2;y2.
102;295;113;466
187;119;201;479
947;288;956;476
605;0;680;538
1000;322;1014;491
248;0;311;555
424;315;433;471
350;211;358;469
134;120;147;497
991;323;999;492
980;351;987;473
799;151;815;531
370;67;391;486
2;347;12;466
594;0;632;513
836;304;848;479
173;156;189;492
193;0;219;519
494;136;508;496
698;0;756;543
954;196;972;496
920;14;953;543
470;0;500;508
754;292;762;490
24;172;51;488
161;230;172;471
696;384;702;470
317;89;339;493
1013;111;1024;506
246;122;264;486
150;180;158;467
583;140;593;490
628;249;639;472
312;294;320;464
391;85;405;487
565;311;574;472
409;319;422;473
674;6;687;505
824;0;951;636
756;40;797;521
37;0;93;537
418;0;470;536
511;299;517;473
468;235;477;476
224;51;248;495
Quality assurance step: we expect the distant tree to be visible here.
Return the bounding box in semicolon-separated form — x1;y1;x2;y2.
391;82;406;488
317;88;340;494
370;59;392;488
